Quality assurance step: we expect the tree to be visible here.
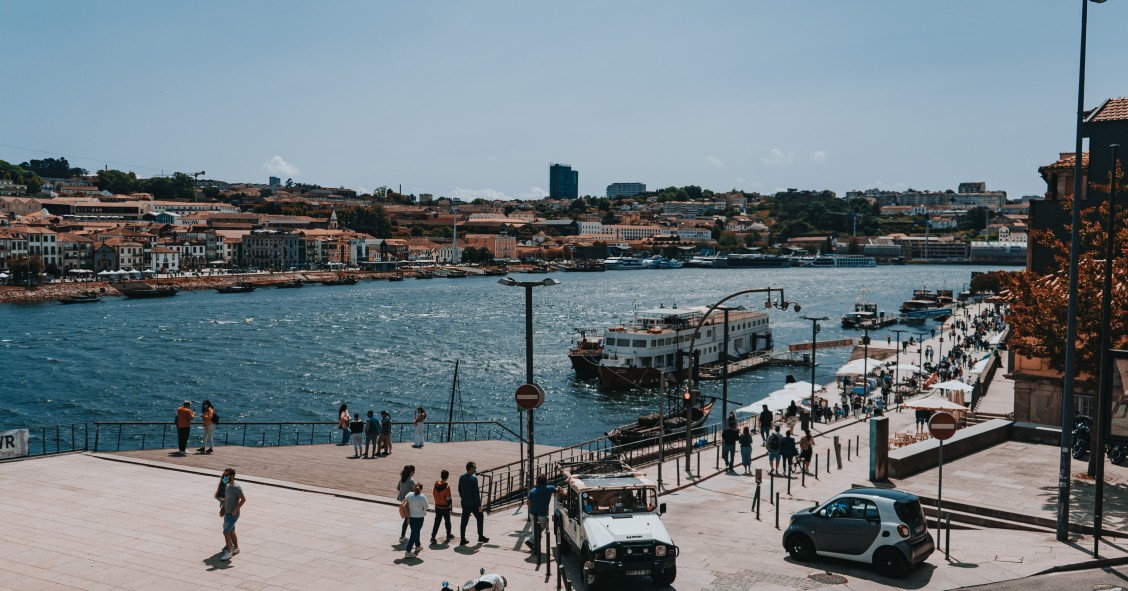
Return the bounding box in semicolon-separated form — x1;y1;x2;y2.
6;256;43;286
97;169;141;194
285;178;294;189
971;270;1010;294
0;159;43;195
334;205;391;238
21;157;85;179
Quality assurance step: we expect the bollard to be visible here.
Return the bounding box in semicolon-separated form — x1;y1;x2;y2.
944;513;951;561
802;467;806;488
715;443;720;470
676;459;681;487
826;448;832;472
770;471;775;501
856;434;860;451
697;451;701;476
754;484;761;520
814;454;819;479
787;465;792;495
775;493;781;530
847;439;851;461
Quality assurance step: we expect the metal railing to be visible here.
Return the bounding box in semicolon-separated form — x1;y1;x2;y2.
88;420;522;453
12;424;93;458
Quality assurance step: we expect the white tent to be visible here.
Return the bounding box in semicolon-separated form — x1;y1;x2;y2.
97;270;113;277
0;272;8;279
887;363;921;374
736;381;816;414
836;358;887;376
902;397;968;412
932;380;974;392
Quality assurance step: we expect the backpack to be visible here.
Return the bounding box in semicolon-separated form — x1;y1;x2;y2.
212;413;220;424
768;433;781;452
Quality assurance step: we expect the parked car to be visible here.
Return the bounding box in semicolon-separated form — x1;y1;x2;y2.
782;487;933;578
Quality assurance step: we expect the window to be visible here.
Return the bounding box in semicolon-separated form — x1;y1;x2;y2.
632;339;646;347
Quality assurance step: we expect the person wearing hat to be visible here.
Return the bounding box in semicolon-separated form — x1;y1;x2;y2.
175;401;195;455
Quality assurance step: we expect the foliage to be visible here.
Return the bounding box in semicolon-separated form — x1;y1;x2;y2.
970;270;1011;294
460;247;493;264
0;160;43;195
6;256;43;286
20;157;85;179
766;190;881;239
334;205;391;238
96;169;195;200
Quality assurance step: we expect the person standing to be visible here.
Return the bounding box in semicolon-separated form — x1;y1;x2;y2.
349;413;365;458
430;469;453;544
738;426;754;475
337;404;350;446
198;399;216;454
458;461;488;545
780;430;798;476
397;465;417;542
175;401;194;456
524;473;557;554
363;410;381;459
720;422;739;472
758;404;773;444
766;425;782;474
798;429;815;474
403;482;429;558
412;407;427;448
378;411;393;457
218;468;245;561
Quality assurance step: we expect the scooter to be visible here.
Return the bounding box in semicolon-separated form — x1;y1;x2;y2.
1071;414;1128;465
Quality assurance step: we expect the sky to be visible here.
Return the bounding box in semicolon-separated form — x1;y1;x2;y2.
4;1;1127;201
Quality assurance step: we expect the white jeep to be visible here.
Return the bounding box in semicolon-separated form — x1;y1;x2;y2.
553;461;678;589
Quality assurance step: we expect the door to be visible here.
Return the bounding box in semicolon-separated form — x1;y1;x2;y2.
815;497;881;555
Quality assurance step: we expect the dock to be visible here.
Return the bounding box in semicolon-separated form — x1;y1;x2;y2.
697;351;809;380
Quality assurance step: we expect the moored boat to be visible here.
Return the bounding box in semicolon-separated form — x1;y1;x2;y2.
58;291;102;304
321;276;358;286
568;329;603;380
216;283;256;294
606;400;715;446
273;278;304;288
387;273;405;281
120;284;179;298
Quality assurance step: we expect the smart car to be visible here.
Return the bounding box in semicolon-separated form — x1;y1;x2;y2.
782;487;933;578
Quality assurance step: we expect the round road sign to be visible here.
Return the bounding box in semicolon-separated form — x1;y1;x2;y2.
928;412;958;441
515;383;545;410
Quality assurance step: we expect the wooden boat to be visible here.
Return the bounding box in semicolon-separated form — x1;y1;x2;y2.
387;273;405;282
216;283;256;294
567;328;603;380
273;278;304;288
445;270;468;278
120;284;179;299
606;400;715;445
59;291;102;304
321;276;358;286
414;270;435;279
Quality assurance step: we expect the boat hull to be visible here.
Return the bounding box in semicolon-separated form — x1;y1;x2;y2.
569;351;601;380
598;365;684;389
606;401;715;446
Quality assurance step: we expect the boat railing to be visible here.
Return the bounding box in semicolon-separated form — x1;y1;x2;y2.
70;420;523;453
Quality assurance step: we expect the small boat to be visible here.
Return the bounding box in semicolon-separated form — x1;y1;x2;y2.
568;328;603;380
603;256;644;270
120;285;179;299
606;400;715;446
387;273;405;281
562;260;606;272
321;276;358;286
414;270;435;279
273;278;304;288
216;283;256;294
445;270;468;278
481;267;508;276
59;291;102;304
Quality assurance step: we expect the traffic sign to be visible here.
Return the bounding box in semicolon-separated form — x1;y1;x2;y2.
928;412;958;441
515;383;545;410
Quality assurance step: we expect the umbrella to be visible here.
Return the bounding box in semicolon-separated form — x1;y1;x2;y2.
887;363;921;373
97;270;113;276
932;380;974;392
836;358;887;376
736;383;816;414
902;397;968;412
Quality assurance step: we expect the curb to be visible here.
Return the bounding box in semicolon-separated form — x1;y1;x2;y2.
1033;554;1128;575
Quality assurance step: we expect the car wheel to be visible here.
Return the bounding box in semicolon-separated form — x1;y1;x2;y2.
785;533;816;562
582;549;600;591
1109;444;1128;466
873;547;910;579
651;566;676;587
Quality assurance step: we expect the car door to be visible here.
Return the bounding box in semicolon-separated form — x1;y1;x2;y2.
815;497;881;555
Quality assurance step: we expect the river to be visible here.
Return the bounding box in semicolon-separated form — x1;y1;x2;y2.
0;264;1008;445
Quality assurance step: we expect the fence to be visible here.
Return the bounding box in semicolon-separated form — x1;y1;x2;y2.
11;424;92;458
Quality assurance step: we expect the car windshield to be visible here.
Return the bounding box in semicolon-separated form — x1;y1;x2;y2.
581;488;657;515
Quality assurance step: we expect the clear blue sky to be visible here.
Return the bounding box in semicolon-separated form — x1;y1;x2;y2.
4;1;1126;200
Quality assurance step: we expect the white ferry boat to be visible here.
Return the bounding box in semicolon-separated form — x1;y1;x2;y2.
802;254;877;268
603;256;644;270
597;304;773;389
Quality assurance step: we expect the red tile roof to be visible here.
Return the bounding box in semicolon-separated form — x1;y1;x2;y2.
1039;152;1089;172
1091;97;1128;122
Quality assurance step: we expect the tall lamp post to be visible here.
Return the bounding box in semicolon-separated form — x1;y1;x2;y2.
683;288;799;477
1060;0;1108;543
890;328;909;405
499;276;560;491
801;315;829;412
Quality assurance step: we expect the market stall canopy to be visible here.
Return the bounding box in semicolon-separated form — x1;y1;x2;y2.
67;269;92;274
902;397;968;412
736;381;815;414
932;380;974;392
0;272;9;279
97;270;113;276
835;358;887;376
887;363;921;373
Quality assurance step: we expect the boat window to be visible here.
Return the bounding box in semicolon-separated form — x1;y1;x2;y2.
632;339;647;347
641;358;651;367
618;339;630;346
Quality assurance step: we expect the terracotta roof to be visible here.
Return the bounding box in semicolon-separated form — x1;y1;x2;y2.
1091;97;1128;122
1039;152;1089;172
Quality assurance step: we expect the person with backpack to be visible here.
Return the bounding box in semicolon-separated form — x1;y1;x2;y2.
780;430;798;476
758;404;773;445
397;465;417;543
720;422;739;472
430;469;453;544
766;425;782;474
378;410;393;457
363;410;381;459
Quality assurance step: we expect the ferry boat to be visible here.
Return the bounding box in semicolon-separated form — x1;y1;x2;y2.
899;288;954;317
684;255;725;268
641;256;683;269
841;302;897;329
597;304;773;389
562;259;606;272
567;328;603;380
802;254;877;268
724;253;795;268
273;278;304;288
603;256;644;270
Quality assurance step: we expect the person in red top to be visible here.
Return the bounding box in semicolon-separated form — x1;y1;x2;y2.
175;401;195;455
430;469;453;544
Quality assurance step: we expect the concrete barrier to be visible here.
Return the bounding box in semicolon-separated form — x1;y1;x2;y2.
887;418;1012;478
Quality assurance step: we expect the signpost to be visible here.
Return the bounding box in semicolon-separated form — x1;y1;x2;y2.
929;412;957;546
515;383;545;411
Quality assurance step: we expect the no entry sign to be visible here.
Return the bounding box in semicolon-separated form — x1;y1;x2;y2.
928;412;958;441
515;383;545;410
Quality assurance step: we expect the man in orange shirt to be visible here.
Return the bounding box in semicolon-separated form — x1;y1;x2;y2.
175;401;194;456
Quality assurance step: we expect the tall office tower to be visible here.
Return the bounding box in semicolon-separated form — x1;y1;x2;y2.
549;163;579;199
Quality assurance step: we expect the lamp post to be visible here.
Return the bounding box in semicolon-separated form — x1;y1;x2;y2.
498;276;560;491
801;315;829;414
862;326;871;398
1093;144;1120;557
890;328;909;405
683;288;799;477
1060;0;1108;543
916;331;930;392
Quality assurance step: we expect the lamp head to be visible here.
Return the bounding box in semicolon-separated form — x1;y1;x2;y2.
497;277;516;286
542;278;560;287
792;303;801;312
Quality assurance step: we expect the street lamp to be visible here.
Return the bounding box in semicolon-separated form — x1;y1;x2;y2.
800;315;830;414
498;276;560;491
683;288;799;477
890;328;909;407
1060;0;1109;543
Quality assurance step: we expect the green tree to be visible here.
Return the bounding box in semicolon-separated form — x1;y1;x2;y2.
6;256;43;286
0;159;43;195
97;169;141;194
21;157;85;178
334;205;391;238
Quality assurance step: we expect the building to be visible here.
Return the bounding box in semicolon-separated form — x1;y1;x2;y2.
269;176;281;187
607;182;646;198
56;232;94;271
239;231;306;270
150;246;181;273
549;163;579;199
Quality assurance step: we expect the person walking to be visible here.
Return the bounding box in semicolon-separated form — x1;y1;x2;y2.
758;404;773;445
397;465;417;542
720;422;739;472
403;482;429;558
175;400;194;456
378;411;393;456
766;425;782;474
337;404;350;446
780;430;798;476
412;407;427;448
198;399;216;454
798;429;815;474
430;470;453;544
363;410;381;458
459;461;489;545
217;468;245;561
349;413;364;458
738;426;754;475
525;474;557;554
